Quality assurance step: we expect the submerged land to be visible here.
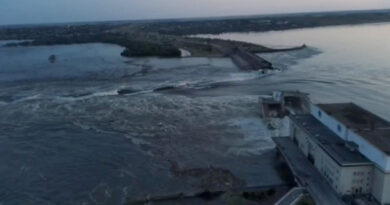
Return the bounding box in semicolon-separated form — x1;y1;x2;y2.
1;9;390;71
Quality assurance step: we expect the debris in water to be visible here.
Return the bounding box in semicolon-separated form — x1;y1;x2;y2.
48;55;56;63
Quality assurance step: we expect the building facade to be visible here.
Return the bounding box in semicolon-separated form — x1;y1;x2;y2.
307;103;390;204
290;115;373;196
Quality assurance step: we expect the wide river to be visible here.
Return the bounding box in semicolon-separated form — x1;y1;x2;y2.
198;23;390;118
0;23;390;204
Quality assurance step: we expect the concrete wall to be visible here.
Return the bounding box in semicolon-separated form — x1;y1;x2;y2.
311;104;390;172
372;167;390;205
316;143;342;193
338;166;372;195
347;131;390;172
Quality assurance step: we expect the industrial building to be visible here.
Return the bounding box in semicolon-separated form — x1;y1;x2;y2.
285;102;390;204
311;103;390;204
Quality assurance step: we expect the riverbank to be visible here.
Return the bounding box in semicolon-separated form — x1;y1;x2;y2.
2;31;304;57
1;30;306;71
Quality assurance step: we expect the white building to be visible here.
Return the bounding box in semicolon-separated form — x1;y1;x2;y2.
290;114;373;196
305;103;390;204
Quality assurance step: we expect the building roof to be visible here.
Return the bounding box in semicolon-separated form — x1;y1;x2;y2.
357;129;390;155
317;103;390;155
290;114;372;166
317;103;390;130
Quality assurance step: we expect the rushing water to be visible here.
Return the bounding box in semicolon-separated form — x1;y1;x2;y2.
0;42;279;205
1;23;390;204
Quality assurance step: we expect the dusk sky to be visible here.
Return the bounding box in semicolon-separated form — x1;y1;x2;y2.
1;0;390;25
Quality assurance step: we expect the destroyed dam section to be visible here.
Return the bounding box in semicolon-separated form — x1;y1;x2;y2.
230;49;273;71
206;39;306;72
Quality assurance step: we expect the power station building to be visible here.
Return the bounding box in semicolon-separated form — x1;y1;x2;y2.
288;103;390;204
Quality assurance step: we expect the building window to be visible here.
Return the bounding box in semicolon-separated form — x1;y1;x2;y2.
337;124;342;132
318;110;322;118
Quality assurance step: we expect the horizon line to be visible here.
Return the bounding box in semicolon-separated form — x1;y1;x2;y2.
1;7;390;28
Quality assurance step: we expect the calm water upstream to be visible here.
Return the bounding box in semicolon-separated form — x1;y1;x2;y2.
198;23;390;119
1;23;390;204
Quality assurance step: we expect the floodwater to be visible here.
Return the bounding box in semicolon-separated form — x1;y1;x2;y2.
0;42;278;204
1;22;390;204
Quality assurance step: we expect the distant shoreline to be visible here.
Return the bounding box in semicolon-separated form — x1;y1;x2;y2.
136;10;390;35
1;9;389;58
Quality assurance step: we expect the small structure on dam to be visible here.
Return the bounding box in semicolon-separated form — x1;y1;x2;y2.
259;91;310;118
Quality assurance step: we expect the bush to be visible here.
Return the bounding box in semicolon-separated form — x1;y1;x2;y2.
121;42;180;57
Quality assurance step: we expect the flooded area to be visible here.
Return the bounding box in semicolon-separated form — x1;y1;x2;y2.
1;22;390;204
0;42;279;204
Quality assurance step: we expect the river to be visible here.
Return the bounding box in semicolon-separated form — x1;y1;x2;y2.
1;22;390;204
197;22;390;120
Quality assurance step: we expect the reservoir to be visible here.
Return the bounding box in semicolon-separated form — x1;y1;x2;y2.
197;22;390;120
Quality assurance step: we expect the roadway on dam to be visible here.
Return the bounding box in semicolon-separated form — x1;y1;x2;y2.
273;137;346;205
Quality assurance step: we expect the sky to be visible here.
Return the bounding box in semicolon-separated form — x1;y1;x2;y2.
1;0;390;25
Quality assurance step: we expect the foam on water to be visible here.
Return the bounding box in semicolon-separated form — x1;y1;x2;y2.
225;117;274;156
